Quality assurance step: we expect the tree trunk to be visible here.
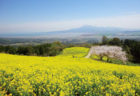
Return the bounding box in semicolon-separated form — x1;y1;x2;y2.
107;58;110;62
100;56;103;60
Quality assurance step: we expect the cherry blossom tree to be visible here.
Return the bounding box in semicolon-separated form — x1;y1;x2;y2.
86;46;127;64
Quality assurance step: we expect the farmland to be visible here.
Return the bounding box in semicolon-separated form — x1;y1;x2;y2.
0;47;140;96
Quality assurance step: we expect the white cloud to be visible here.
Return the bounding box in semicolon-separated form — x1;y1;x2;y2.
0;14;140;33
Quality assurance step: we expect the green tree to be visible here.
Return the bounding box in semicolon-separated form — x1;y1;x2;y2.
49;41;64;56
124;39;140;63
5;46;16;54
0;46;5;52
109;38;121;46
102;36;108;45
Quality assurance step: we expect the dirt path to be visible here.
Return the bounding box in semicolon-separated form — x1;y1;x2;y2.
85;46;94;58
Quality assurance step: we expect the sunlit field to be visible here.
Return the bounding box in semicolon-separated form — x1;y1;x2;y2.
0;47;140;96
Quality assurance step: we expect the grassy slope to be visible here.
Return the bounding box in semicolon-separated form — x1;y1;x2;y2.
0;47;140;96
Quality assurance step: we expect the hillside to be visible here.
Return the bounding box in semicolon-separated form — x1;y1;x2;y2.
0;47;140;96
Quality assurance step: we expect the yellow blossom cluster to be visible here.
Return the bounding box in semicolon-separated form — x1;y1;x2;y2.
0;47;140;96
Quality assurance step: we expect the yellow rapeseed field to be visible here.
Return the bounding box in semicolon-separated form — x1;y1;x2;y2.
0;47;140;96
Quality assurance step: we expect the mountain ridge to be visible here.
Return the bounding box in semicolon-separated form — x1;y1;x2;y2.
0;25;140;37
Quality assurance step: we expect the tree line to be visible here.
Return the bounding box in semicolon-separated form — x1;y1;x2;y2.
0;42;65;56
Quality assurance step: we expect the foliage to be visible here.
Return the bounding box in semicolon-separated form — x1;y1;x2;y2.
102;35;109;45
108;38;121;46
123;39;140;63
0;42;65;56
0;47;140;95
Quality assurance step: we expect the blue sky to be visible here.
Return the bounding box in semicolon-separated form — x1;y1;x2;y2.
0;0;140;33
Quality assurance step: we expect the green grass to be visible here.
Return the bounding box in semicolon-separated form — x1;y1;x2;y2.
60;47;89;57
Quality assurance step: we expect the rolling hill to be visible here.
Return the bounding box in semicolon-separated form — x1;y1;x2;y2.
0;47;140;95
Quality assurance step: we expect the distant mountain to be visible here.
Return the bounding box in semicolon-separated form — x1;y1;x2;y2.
63;25;125;35
122;30;140;35
0;25;140;38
